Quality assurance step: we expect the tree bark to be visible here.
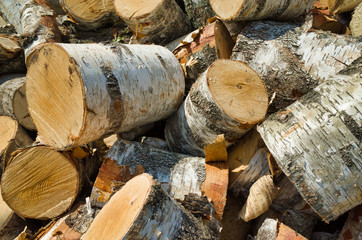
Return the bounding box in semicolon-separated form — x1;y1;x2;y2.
183;0;215;29
165;59;268;157
26;43;185;150
0;35;26;75
232;20;362;112
114;0;192;44
0;75;36;131
209;0;315;21
350;3;362;37
83;174;215;240
257;67;362;222
255;218;308;240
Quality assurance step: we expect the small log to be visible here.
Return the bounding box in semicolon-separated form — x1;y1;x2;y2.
209;0;315;21
114;0;192;44
83;174;215;239
165;59;268;156
257;67;362;222
328;0;361;14
338;205;362;240
26;43;185;150
0;34;26;75
182;0;215;29
1;145;100;219
214;19;234;59
255;218;307;240
0;116;33;171
350;3;362;37
0;75;36;131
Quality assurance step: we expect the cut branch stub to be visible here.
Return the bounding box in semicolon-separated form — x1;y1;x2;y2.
165;59;268;156
26;43;184;150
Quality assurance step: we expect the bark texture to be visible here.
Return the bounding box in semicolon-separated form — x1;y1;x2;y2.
183;0;215;28
350;3;362;37
257;69;362;222
338;205;362;240
0;35;26;75
255;218;307;240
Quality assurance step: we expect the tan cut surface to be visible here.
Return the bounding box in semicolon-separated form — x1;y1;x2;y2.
0;189;13;229
210;0;245;20
207;59;268;126
63;0;110;21
26;44;85;149
1;147;79;219
13;83;35;130
114;0;163;18
0;116;17;153
83;174;153;240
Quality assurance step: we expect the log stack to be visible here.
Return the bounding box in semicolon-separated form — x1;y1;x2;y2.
0;0;361;239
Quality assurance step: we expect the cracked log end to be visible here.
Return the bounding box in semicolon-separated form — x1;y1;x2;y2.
1;146;79;219
62;0;114;22
114;0;162;19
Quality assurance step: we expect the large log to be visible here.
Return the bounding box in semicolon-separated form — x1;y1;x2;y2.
232;20;362;112
257;64;362;222
209;0;315;21
350;3;362;37
0;75;36;131
114;0;192;44
0;35;26;75
26;43;185;150
165;59;268;156
83;174;215;239
1;145;100;219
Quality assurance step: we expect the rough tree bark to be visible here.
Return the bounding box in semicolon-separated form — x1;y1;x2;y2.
26;43;185;150
83;174;215;240
0;75;36;131
209;0;315;21
255;218;307;240
257;63;362;222
0;35;26;75
165;59;268;156
350;3;362;37
114;0;192;44
182;0;215;29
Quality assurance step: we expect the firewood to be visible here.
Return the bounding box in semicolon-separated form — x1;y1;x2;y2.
350;3;362;37
34;0;66;15
0;75;36;131
165;59;268;156
214;19;234;59
204;134;228;163
255;218;307;240
1;145;100;219
257;62;362;222
328;0;361;14
114;0;192;44
232;20;361;112
26;43;185;150
182;0;215;28
0;116;33;171
140;136;169;151
338;205;362;240
117;123;155;141
0;35;26;75
83;174;215;239
209;0;315;21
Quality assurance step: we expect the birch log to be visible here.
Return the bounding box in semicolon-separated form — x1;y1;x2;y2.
114;0;192;44
0;75;36;131
0;0;61;61
209;0;315;21
1;145;100;219
232;20;362;112
165;59;268;156
183;0;215;28
0;116;33;171
26;43;185;150
0;35;26;75
83;174;215;240
350;3;362;37
257;69;362;222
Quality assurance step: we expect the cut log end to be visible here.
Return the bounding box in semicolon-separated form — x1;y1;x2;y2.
13;83;36;131
207;59;268;126
1;147;79;219
26;43;85;149
62;0;112;22
0;116;17;154
114;0;163;19
210;0;244;20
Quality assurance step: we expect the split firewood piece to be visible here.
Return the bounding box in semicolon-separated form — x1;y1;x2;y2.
232;20;362;112
114;0;192;44
328;0;361;14
255;218;307;240
26;43;185;150
83;174;215;239
1;145;100;219
0;75;36;131
165;59;268;156
0;34;26;75
214;19;234;59
338;205;362;240
350;3;362;37
229;148;270;198
0;189;27;240
210;0;315;21
0;0;61;61
0;116;33;171
182;0;215;28
204;134;227;162
239;175;280;222
258;66;362;222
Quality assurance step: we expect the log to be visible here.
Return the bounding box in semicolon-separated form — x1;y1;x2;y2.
214;19;234;59
209;0;315;21
232;20;362;112
26;43;185;150
0;75;36;131
1;145;100;219
140;136;169;151
114;0;192;44
0;35;26;75
83;174;215;239
257;66;362;222
0;116;33;171
338;205;362;240
165;59;268;156
255;218;307;240
350;3;362;37
0;0;61;61
183;0;215;29
328;0;361;14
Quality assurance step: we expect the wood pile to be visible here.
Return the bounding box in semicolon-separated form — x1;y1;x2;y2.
0;0;361;239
